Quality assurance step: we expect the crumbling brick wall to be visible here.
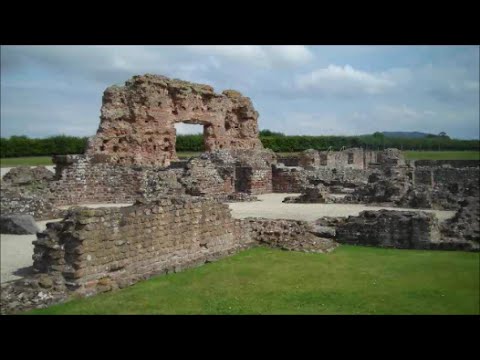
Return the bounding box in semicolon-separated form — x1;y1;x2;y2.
300;148;376;170
48;149;275;206
336;210;441;249
32;197;256;296
277;156;300;167
413;166;479;189
411;165;479;209
272;166;309;192
335;209;478;251
85;74;264;167
29;196;341;301
242;218;338;253
2;203;344;314
235;166;272;194
272;166;370;193
50;155;146;205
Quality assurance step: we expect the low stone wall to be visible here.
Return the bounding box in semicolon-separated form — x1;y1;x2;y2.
410;166;479;210
440;196;479;246
277;156;300;167
0;187;65;221
1;196;344;313
336;210;440;249
335;210;478;251
242;218;338;253
272;165;370;193
51;155;146;205
32;197;255;296
310;168;371;185
49;151;274;206
283;184;334;204
413;166;479;188
272;166;308;193
235;166;273;194
180;157;234;196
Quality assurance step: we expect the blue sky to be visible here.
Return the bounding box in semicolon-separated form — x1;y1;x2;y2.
1;45;479;139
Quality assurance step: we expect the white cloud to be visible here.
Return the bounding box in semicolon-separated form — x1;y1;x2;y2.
464;80;479;91
272;112;364;136
295;65;396;96
375;104;422;119
264;46;314;66
174;123;203;135
186;45;314;67
1;46;478;139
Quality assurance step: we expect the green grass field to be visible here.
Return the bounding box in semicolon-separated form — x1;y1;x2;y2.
404;151;479;160
0;156;54;167
1;151;478;167
176;152;202;159
27;246;479;315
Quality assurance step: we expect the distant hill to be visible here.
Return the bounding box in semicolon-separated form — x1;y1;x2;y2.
381;131;434;139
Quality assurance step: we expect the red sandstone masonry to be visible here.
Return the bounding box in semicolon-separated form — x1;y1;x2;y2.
33;197;256;296
86;74;264;167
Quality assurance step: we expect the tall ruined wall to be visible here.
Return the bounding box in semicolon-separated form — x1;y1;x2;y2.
32;197;256;296
86;74;264;167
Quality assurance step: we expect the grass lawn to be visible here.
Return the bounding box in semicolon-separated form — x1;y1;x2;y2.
27;246;479;315
0;156;54;167
404;151;479;160
176;151;202;159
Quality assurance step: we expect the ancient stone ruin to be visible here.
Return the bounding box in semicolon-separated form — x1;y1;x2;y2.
335;209;478;251
86;74;263;167
1;73;479;314
0;197;338;314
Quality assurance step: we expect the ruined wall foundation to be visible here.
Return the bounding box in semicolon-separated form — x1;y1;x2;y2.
86;74;264;167
32;197;255;296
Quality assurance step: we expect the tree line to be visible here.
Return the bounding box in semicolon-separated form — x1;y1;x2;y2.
1;132;479;158
0;135;89;158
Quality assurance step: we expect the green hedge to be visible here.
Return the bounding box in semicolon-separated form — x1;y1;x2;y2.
1;133;478;158
0;135;89;158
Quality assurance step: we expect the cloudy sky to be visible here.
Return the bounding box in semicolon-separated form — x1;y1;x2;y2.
1;45;479;139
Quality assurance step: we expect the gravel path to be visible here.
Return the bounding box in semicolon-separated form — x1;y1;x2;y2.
0;203;133;284
228;193;457;222
1;219;62;284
